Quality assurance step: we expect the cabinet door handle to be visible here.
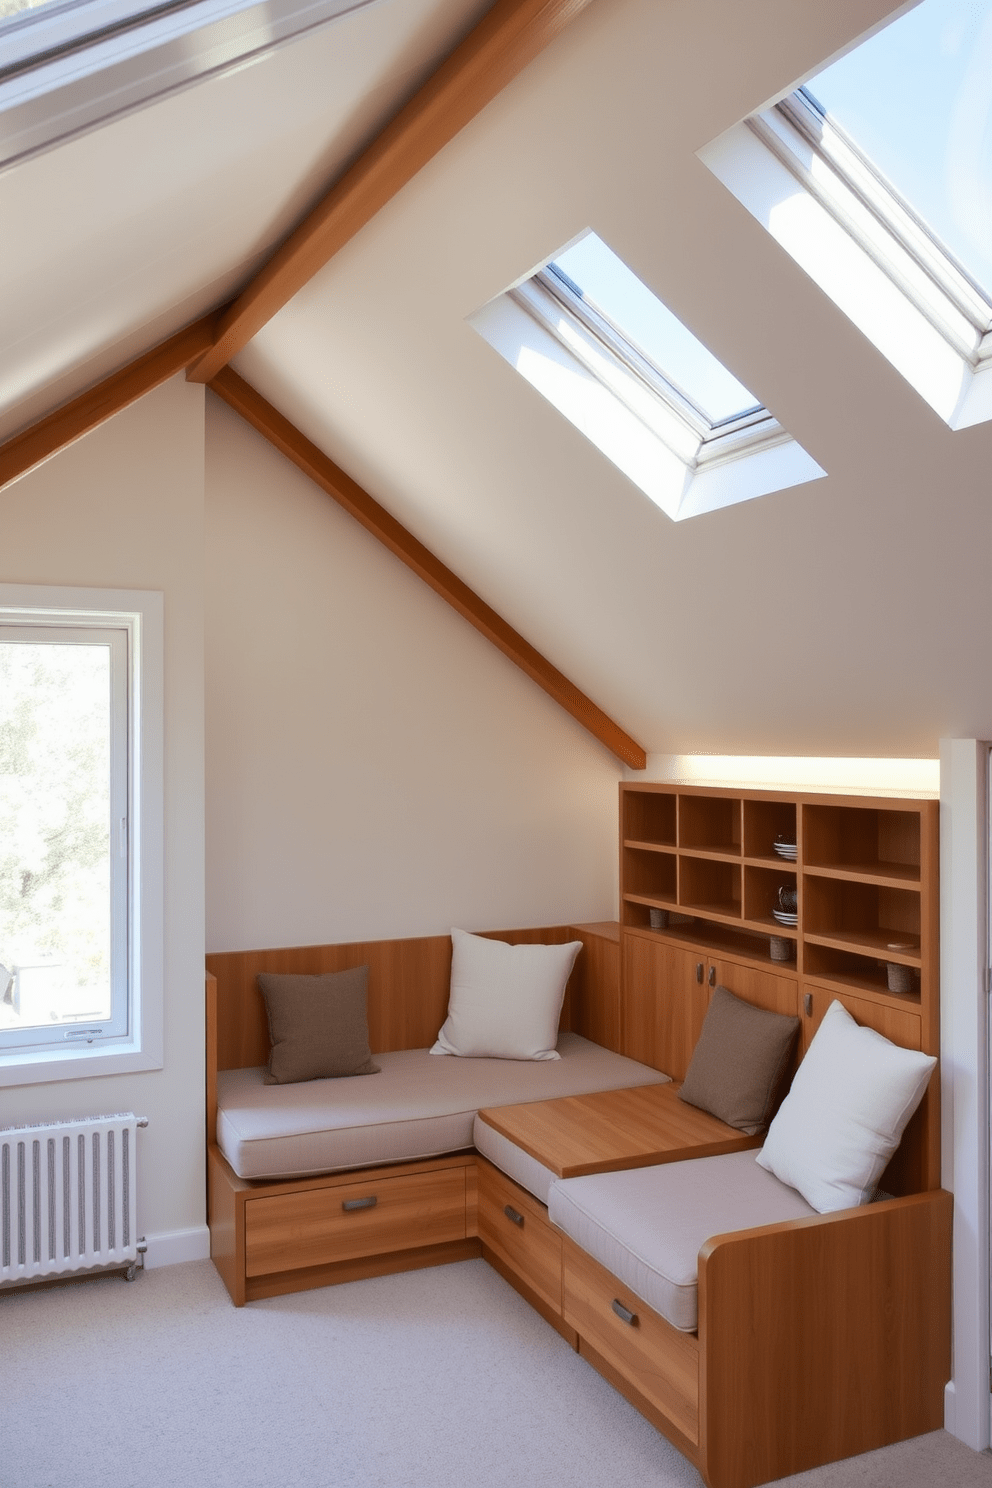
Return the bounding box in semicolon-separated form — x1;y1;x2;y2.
503;1205;524;1227
708;965;716;987
804;993;813;1017
695;962;704;983
611;1298;638;1326
342;1195;377;1212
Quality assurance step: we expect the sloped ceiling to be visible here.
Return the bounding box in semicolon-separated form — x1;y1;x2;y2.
5;0;990;757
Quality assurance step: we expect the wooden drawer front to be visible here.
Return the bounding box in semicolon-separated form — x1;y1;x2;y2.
562;1239;699;1446
245;1168;466;1278
477;1162;562;1314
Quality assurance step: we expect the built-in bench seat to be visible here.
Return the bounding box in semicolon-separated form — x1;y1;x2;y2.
547;1150;814;1333
205;922;952;1488
217;1032;667;1181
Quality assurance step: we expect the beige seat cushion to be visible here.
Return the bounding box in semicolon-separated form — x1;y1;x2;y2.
473;1117;562;1205
217;1032;667;1180
548;1150;815;1332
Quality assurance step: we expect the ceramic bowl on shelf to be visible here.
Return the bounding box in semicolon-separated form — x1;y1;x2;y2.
773;840;797;860
772;908;798;926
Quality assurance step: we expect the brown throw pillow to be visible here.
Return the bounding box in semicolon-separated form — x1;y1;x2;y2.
678;984;799;1134
256;966;380;1085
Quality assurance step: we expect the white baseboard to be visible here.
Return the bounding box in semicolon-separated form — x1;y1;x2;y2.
142;1225;211;1269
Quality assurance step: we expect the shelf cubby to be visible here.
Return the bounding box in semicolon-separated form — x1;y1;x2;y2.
803;804;921;883
802;943;921;1004
742;798;798;861
743;864;797;926
622;847;677;904
802;875;921;960
622;790;676;848
678;794;741;855
679;855;741;921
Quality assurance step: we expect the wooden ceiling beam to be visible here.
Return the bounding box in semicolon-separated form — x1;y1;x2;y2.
209;366;646;770
0;312;218;490
186;0;595;384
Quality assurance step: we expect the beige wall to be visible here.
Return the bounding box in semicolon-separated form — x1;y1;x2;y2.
204;391;621;953
1;375;206;1253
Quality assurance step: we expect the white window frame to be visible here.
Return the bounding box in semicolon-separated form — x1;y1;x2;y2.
700;89;992;431
0;584;163;1086
518;266;788;472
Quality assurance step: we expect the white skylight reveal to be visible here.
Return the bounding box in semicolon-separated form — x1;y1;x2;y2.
469;232;824;523
700;0;992;430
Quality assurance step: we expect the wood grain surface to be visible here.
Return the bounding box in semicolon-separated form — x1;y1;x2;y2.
187;0;596;381
0;313;217;489
562;1236;700;1446
476;1081;759;1178
698;1188;952;1488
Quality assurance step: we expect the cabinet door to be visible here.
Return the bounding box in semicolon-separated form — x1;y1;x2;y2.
708;959;799;1018
799;985;921;1054
622;934;708;1079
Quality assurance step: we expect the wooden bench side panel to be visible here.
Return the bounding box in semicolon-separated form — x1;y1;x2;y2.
698;1188;952;1488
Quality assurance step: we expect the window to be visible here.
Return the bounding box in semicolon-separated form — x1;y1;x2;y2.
469;231;824;521
0;586;162;1084
700;0;992;430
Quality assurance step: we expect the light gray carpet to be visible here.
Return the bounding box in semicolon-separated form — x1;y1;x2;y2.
0;1257;989;1488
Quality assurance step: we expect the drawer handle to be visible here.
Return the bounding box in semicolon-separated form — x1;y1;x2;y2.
708;965;716;987
503;1205;524;1228
611;1298;638;1327
342;1195;378;1212
695;962;704;984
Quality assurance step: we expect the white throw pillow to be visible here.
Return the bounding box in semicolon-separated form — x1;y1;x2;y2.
430;929;581;1060
756;998;936;1213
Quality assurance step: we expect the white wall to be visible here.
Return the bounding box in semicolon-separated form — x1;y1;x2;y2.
940;739;991;1450
0;375;207;1263
204;392;621;952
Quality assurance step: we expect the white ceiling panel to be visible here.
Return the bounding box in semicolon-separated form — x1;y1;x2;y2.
0;0;491;437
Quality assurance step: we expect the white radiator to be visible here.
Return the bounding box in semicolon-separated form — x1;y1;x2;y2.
0;1113;145;1285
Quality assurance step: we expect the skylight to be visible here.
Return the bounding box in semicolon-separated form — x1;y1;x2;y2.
551;235;761;425
469;232;824;522
699;0;992;431
805;0;992;295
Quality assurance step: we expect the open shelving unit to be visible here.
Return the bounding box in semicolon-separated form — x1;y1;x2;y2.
620;782;938;1024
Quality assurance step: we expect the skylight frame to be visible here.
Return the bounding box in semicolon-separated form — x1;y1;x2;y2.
512;263;789;474
0;0;381;172
748;87;992;372
469;234;825;522
0;0;199;83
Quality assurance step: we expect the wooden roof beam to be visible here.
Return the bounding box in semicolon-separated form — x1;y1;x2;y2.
186;0;595;384
209;366;646;770
0;312;217;490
